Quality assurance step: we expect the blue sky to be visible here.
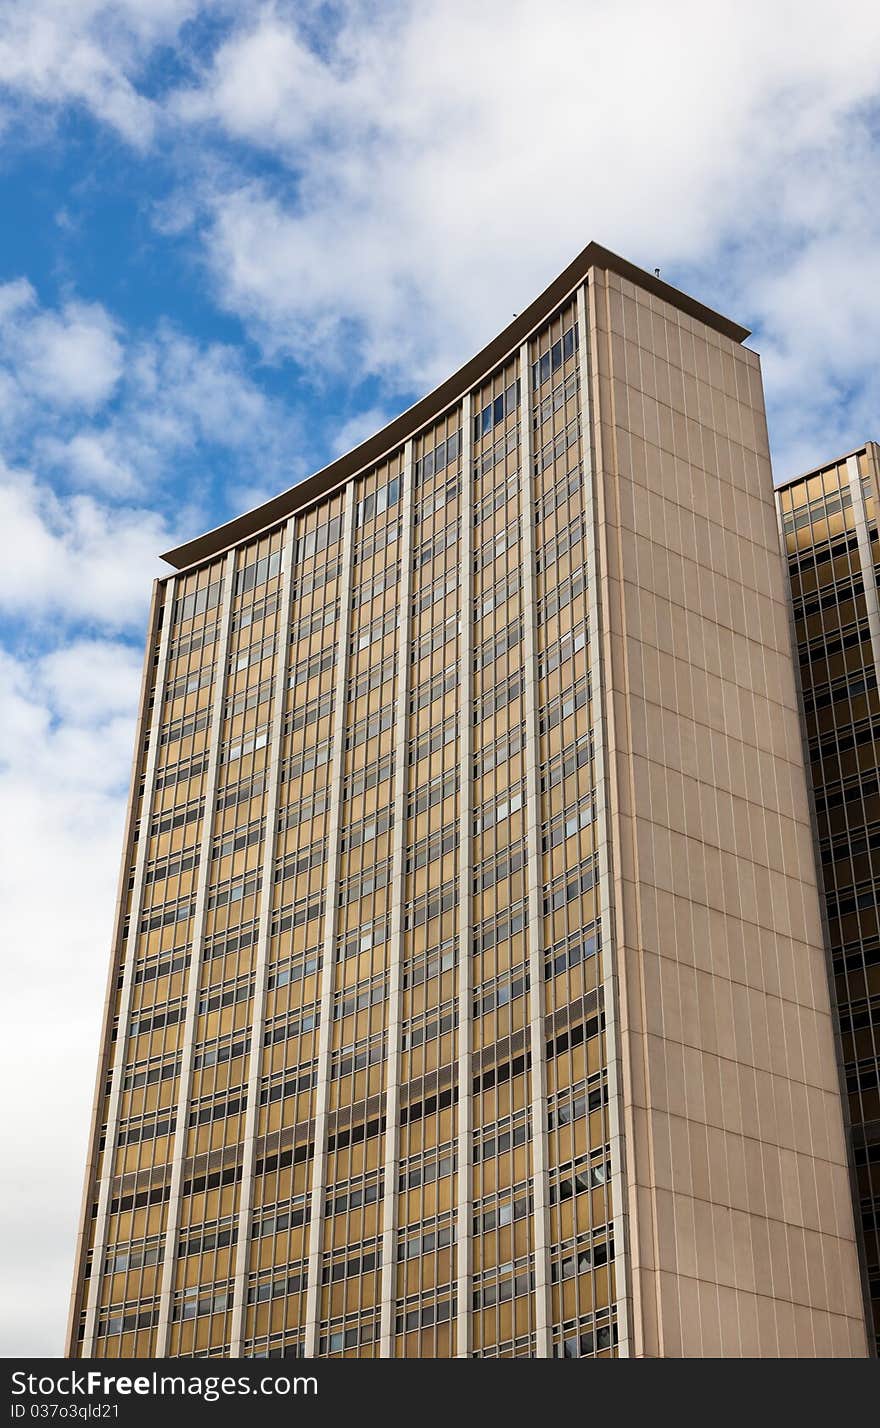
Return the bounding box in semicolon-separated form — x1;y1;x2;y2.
0;0;878;1356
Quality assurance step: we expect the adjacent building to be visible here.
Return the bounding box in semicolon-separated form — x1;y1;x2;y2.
67;243;868;1358
777;444;880;1355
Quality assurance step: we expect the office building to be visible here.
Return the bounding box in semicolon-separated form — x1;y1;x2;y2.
67;243;868;1358
777;444;880;1354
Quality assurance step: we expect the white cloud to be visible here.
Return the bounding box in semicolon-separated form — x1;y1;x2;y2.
330;405;394;457
0;282;123;413
21;302;124;411
44;432;137;495
0;283;306;511
0;0;208;147
128;323;281;453
0;461;171;627
0;641;142;1355
162;0;880;480
173;12;336;146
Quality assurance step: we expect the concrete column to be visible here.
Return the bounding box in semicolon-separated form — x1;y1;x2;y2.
518;341;553;1358
377;443;416;1356
454;397;475;1357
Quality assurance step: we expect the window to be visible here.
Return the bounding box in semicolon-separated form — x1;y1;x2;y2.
543;795;596;851
473;1189;531;1234
474;966;529;1018
543;857;598;914
179;1219;237;1258
330;1032;385;1081
531;323;577;387
398;1147;455;1192
351;607;399;654
259;1064;319;1108
173;578;223;625
271;891;325;936
474;785;524;834
263;1006;320;1046
223;725;269;765
274;840;327;886
325;1174;382;1217
473;843;526;894
247;1263;307;1304
473;1109;529;1163
322;1240;381;1282
173;1286;232;1320
415;429;460;484
547;1074;608;1131
254;1197;310;1239
533;417;580;477
268;950;322;990
544;926;600;979
474;902;527;954
404;881;457;930
472;1259;533;1310
333;975;388;1021
397;1218;455;1261
206;871;260;912
104;1237;163;1276
550;1234;614;1281
295;513;342;562
553;1318;617;1358
474;378;520;439
193;1032;249;1071
539;625;586;679
235;547;282;596
394;1296;456;1334
357;474;401;527
400;1002;457;1051
401;939;456;989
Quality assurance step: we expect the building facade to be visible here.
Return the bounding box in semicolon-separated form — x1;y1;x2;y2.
777;444;880;1355
67;244;868;1359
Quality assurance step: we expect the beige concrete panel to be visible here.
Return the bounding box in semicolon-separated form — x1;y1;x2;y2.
587;264;868;1357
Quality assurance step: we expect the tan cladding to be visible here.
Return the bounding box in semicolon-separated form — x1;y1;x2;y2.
587;265;867;1356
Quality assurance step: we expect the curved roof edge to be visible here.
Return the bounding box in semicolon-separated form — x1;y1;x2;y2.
162;240;751;571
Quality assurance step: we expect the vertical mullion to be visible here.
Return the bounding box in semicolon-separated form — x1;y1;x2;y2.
378;441;415;1356
155;548;237;1353
80;578;175;1353
228;519;297;1354
518;340;553;1358
576;280;631;1356
455;397;475;1357
302;492;357;1357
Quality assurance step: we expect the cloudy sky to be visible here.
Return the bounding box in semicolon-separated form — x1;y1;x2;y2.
0;0;878;1357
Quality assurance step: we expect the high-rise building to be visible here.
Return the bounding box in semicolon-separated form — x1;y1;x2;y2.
67;243;868;1360
776;443;880;1355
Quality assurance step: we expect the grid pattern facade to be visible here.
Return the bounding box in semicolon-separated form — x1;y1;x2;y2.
778;443;880;1354
67;249;868;1359
68;288;622;1361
